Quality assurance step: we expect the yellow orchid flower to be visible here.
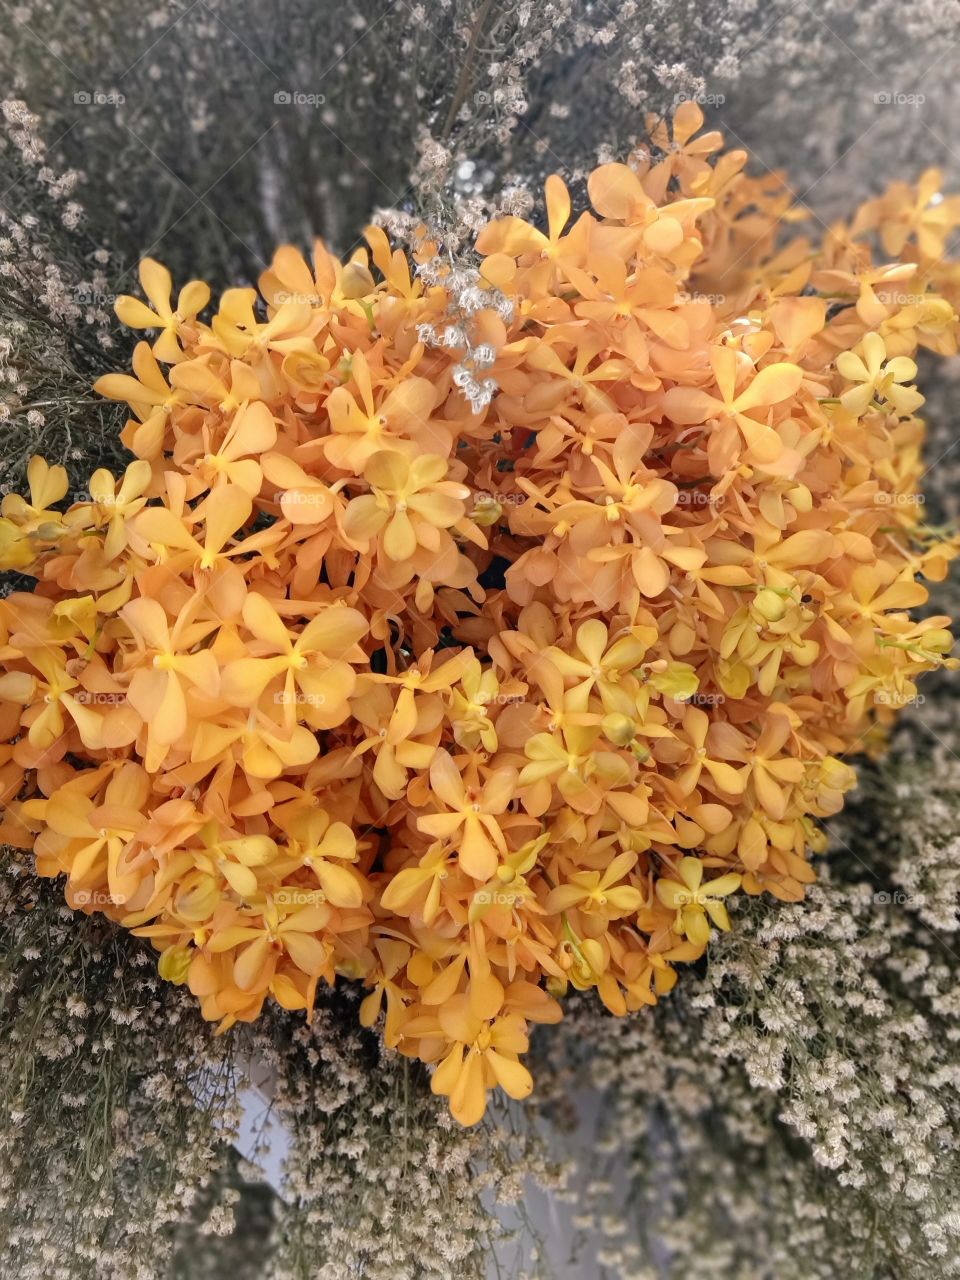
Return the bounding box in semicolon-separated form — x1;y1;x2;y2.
219;592;367;730
427;1000;534;1126
545;850;644;920
94;340;185;458
448;658;501;752
656;857;742;945
379;842;455;925
359;937;411;1047
120;596;220;748
323;350;438;472
67;459;152;560
662;345;803;465
39;763;150;906
114;257;210;363
519;723;630;815
273;807;363;909
543;618;648;714
194;400;277;497
836;332;924;417
169;354;262;414
416;751;517;882
1;454;68;532
207;895;335;991
208;288;317;360
342;450;472;561
189;821;279;899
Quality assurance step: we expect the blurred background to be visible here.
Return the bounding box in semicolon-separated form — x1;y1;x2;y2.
3;1;960;279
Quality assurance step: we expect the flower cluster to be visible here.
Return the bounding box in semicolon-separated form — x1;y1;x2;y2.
0;104;957;1125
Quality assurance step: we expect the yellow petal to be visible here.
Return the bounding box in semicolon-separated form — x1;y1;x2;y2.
243;592;292;651
430;1044;464;1098
683;906;711;946
365;450;410;490
115;296;161;329
588;163;644;220
313;861;363;908
297;607;367;657
234;935;271;990
383;510;417;560
485;1048;533;1101
138;258;173;314
450;1051;487;1126
283;930;329;976
733;362;803;413
222;862;259;898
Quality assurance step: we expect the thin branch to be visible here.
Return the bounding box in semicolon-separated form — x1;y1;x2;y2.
441;0;497;140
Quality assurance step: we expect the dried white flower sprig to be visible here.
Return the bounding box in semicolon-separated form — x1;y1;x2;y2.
0;851;559;1279
561;753;960;1279
0;101;126;495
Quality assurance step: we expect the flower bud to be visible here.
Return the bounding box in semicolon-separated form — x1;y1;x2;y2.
471;496;503;526
340;262;375;299
601;713;637;746
158;943;193;986
922;628;953;654
754;587;787;622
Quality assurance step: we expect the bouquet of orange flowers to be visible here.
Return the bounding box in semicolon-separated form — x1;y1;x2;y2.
0;103;957;1126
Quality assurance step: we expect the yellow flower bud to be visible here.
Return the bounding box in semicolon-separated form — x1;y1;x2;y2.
647;662;699;701
753;587;787;623
340;262;375;299
789;482;813;513
717;659;751;700
158;943;193;986
577;938;605;980
471;496;503;526
922;629;953;654
601;712;637;745
34;521;67;541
